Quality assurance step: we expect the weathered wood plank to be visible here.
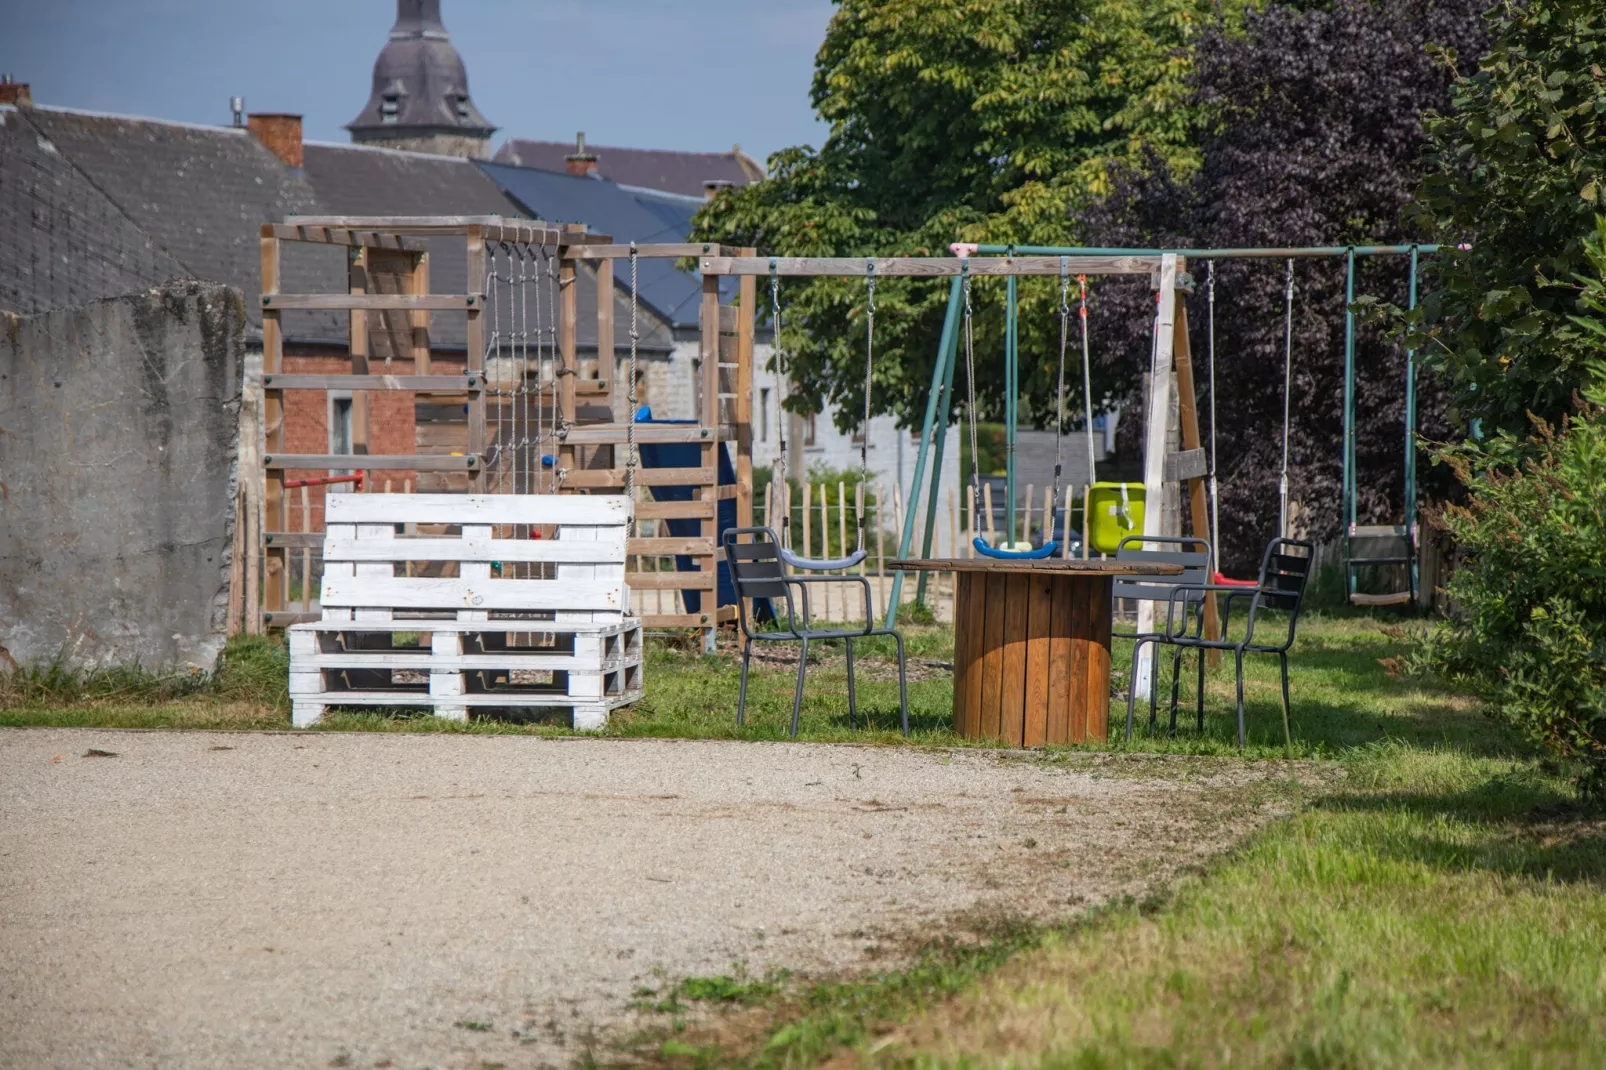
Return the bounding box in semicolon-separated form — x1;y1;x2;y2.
320;576;624;611
262;374;480;391
322;537;626;564
1023;574;1054;747
560;424;714;445
561;467;716;488
263;294;481;311
264;454;477;472
327;493;628;525
999;574;1030;747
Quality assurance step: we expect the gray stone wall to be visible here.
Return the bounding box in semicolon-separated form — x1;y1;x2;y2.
0;281;245;669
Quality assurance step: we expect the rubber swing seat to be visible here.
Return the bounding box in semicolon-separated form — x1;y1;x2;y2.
972;537;1059;560
779;547;868;571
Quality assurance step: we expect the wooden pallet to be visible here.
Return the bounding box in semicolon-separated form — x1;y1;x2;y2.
288;620;643;728
288;492;643;729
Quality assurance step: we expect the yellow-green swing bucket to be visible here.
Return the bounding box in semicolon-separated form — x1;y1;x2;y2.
1086;482;1145;555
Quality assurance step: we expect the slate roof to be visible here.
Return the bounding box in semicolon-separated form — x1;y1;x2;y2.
0;103;709;351
12;105;331;331
493;139;761;199
478;161;730;330
0;106;189;314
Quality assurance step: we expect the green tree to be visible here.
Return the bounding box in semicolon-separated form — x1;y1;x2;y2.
692;0;1242;431
1412;0;1606;436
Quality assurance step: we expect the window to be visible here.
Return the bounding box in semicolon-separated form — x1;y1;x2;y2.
380;95;400;123
759;388;770;443
804;413;818;446
455;96;471;120
329;393;354;459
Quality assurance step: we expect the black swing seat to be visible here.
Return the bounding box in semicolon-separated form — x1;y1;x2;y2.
1346;524;1412;606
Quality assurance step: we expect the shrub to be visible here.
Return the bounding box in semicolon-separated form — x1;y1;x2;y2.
1418;377;1606;796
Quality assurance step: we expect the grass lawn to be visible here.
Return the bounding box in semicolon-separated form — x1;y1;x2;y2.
3;612;1602;1066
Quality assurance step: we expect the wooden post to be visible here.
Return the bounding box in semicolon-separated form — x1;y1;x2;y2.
410;252;431;374
982;482;995;545
348;248;372;459
558;254;578;477
856;481;867;616
736;250;757;534
259;225;285;626
1136;254;1180;697
948;485;959;617
699;271;720;651
763;480;773;532
300;481;311;607
1172;302;1221;651
464;227;486;491
1082;483;1091;560
967;485;977;558
801;482;813;566
1023;483;1034;546
874;482;886;617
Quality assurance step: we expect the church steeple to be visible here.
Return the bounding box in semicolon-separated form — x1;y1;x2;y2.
347;0;496;159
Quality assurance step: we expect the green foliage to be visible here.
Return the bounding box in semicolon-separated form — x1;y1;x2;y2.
0;634;289;712
1411;0;1606;435
1416;369;1606;796
958;421;1008;484
692;0;1244;430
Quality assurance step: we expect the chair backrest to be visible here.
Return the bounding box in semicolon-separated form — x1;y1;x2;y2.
723;527;789;601
1112;535;1212;603
1244;537;1314;647
317;493;630;624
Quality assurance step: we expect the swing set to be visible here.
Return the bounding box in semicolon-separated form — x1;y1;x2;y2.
896;241;1442;613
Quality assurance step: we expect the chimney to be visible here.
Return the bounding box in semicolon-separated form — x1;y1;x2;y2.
230;96;245;127
0;75;32;107
703;179;735;200
248;113;303;168
565;131;598;177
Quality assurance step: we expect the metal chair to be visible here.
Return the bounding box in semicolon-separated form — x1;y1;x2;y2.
1111;535;1214;740
723;526;909;737
1155;537;1314;748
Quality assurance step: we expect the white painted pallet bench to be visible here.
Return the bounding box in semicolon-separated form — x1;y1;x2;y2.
287;493;643;730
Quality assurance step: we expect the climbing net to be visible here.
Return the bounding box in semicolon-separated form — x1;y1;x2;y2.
482;227;564;498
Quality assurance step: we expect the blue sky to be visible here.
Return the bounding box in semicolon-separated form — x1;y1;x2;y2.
0;0;835;161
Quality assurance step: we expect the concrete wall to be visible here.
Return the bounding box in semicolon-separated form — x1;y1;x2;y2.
0;281;245;669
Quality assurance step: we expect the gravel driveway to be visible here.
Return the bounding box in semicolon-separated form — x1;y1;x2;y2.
0;729;1299;1069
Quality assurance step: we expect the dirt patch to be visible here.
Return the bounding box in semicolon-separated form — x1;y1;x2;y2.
0;730;1318;1069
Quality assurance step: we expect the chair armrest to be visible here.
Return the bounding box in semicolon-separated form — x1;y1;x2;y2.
785;575;875;632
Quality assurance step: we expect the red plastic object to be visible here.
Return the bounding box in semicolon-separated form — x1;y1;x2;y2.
1212;571;1258;588
284;471;366;490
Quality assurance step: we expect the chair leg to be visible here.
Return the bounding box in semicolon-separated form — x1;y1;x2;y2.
737;638;753;727
1195;648;1206;733
1234;648;1246;750
1147;641;1160;733
844;637;857;730
1125;639;1146;742
1278;651;1293;751
1168;646;1184;737
893;631;909;737
791;637;808;739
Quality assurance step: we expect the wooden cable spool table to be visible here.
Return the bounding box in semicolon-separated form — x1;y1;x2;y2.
888;558;1183;746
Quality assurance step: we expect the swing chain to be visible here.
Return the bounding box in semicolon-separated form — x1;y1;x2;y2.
1052;257;1070;508
962;261;982;509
